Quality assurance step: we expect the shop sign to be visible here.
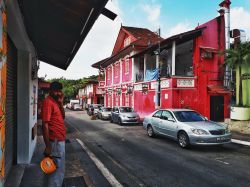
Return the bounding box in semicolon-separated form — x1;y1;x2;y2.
177;79;194;87
161;80;170;88
134;84;142;91
151;82;158;89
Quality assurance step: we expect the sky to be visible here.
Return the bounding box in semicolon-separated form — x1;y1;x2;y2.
38;0;250;80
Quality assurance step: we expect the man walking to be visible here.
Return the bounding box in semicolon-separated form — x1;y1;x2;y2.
41;81;65;187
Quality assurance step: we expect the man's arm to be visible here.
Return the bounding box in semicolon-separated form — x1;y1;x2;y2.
42;122;51;156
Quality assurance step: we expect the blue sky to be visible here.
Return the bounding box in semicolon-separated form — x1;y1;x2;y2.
38;0;250;79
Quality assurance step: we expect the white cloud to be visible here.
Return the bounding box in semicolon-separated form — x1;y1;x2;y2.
142;4;161;24
38;1;122;79
166;21;192;38
231;7;250;40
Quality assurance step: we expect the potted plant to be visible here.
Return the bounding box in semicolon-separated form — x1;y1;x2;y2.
224;41;250;120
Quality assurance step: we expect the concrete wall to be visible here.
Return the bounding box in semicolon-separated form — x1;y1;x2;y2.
7;0;38;165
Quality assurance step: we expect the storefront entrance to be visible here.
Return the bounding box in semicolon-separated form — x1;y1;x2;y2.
210;96;224;121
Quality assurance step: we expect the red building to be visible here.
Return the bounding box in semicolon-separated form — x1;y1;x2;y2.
92;1;231;121
78;80;105;108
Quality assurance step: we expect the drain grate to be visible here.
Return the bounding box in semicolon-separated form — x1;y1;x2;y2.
63;176;87;187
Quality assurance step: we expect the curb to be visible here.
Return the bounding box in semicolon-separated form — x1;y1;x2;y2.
231;139;250;146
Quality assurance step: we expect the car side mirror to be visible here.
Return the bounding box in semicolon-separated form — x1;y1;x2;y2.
168;119;176;122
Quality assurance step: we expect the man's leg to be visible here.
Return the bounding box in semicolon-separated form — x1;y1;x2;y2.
47;141;65;187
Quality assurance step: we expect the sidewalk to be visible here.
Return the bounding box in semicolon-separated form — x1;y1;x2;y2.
5;135;90;187
4;125;250;187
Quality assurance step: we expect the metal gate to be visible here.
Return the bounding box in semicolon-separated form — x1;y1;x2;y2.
5;36;17;176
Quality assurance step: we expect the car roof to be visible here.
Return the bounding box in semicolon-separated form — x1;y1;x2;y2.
159;108;194;112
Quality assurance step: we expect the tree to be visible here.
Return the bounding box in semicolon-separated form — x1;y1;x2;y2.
47;75;99;104
224;41;250;106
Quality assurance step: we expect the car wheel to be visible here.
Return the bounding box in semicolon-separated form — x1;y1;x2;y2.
178;132;190;148
100;114;103;120
147;125;155;137
118;118;123;126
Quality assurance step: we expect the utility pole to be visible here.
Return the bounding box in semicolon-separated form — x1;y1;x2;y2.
157;28;161;109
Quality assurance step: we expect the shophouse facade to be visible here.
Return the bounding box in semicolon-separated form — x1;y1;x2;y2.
79;80;105;109
92;26;163;110
93;1;232;122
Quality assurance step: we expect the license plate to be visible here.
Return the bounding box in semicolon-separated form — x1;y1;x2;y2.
217;137;227;142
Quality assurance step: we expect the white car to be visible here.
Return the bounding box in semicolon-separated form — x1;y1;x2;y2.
73;103;82;111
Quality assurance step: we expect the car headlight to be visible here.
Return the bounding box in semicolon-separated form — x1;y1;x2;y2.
191;129;209;135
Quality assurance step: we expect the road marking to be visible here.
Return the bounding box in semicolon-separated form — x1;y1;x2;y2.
76;139;123;187
215;158;229;165
232;139;250;146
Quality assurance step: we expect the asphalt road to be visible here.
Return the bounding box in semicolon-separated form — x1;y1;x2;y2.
65;110;250;187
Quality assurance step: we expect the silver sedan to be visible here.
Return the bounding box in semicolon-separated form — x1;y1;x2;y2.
97;107;112;120
143;109;231;148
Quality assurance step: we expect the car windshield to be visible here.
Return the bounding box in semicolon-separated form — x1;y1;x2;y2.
173;111;205;122
103;108;112;112
93;105;101;109
120;107;133;113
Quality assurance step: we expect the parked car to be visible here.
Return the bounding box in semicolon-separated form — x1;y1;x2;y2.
73;103;82;111
110;106;140;125
143;109;231;148
97;107;112;120
69;99;79;110
87;104;102;116
66;103;71;109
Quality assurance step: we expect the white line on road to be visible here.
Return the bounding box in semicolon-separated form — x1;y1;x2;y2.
232;139;250;146
215;158;229;165
76;138;123;187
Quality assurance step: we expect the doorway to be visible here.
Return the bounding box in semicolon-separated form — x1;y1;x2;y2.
210;96;224;121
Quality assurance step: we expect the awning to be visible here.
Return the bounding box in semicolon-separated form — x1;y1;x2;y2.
18;0;112;70
207;85;232;94
200;46;219;53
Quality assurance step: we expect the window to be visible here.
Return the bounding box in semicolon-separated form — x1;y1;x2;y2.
120;107;133;113
125;95;129;106
153;110;162;118
115;63;119;77
115;96;119;106
107;96;111;107
161;110;175;121
124;37;131;47
107;68;111;80
125;58;129;73
173;111;205;122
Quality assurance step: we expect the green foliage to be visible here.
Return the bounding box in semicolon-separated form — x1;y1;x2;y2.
48;75;98;103
224;41;250;68
224;41;250;106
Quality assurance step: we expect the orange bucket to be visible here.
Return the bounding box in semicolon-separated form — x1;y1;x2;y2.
40;157;57;174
